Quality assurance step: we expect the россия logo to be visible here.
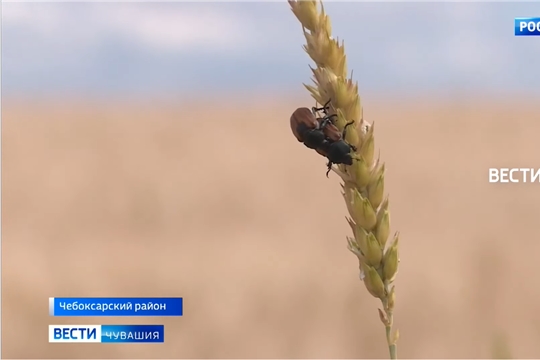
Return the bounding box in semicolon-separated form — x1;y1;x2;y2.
515;18;540;36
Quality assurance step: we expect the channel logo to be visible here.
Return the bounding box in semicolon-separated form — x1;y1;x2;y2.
515;18;540;36
48;325;164;343
49;325;101;343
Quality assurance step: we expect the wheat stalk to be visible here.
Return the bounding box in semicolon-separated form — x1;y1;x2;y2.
288;1;400;358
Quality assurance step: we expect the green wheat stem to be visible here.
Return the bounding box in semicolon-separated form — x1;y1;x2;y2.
383;298;397;359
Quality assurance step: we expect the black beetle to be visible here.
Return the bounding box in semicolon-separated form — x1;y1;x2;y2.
315;120;357;177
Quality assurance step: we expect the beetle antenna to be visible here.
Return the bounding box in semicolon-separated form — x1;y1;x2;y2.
323;98;332;113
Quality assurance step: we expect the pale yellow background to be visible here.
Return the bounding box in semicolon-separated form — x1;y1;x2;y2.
3;95;540;358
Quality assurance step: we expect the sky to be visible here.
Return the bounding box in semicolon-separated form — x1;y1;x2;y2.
2;1;540;98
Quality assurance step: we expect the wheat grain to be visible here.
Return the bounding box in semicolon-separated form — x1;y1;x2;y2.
288;1;400;358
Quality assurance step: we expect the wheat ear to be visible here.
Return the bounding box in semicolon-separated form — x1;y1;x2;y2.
288;1;400;358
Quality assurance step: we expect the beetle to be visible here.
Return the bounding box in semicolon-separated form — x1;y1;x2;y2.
316;120;357;177
290;110;337;151
290;99;357;177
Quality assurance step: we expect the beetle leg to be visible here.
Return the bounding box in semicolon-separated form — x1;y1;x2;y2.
311;102;326;116
342;120;355;139
312;106;326;116
318;118;331;129
319;114;338;129
327;114;338;123
342;121;358;152
326;161;333;177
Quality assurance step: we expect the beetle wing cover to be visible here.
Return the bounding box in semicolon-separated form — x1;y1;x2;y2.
290;107;317;142
322;122;342;142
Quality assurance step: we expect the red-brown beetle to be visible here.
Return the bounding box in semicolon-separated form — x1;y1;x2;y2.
290;99;357;177
290;99;340;150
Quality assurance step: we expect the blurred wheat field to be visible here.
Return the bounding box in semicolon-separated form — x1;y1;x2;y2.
2;96;540;359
